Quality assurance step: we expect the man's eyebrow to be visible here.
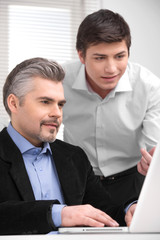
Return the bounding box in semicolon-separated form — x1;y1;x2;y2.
37;96;54;101
59;99;67;104
115;51;127;55
93;53;106;57
37;96;66;104
93;51;127;57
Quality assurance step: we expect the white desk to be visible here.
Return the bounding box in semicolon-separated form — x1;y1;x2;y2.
0;234;160;240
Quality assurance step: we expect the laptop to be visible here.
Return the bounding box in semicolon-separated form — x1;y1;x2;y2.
59;141;160;234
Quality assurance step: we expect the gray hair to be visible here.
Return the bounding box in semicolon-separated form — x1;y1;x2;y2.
3;57;65;116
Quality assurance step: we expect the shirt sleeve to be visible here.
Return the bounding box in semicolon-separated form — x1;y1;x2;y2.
51;204;66;227
125;200;137;213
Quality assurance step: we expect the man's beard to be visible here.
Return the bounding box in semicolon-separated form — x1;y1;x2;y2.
37;128;57;143
38;119;60;143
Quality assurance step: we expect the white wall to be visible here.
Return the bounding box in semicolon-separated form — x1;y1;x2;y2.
101;0;160;77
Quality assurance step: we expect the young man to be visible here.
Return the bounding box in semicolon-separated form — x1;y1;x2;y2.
62;9;160;205
0;57;135;235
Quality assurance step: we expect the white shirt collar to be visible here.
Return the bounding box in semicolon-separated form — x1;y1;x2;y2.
72;63;133;95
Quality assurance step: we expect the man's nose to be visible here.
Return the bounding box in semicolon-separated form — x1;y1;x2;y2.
49;105;62;118
104;59;117;73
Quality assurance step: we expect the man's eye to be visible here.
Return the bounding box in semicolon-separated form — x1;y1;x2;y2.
116;55;125;59
95;57;104;60
41;100;49;104
59;103;64;108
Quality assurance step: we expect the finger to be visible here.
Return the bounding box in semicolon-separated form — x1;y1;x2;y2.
140;148;152;165
82;215;118;227
94;208;116;222
125;213;132;227
92;211;119;227
149;147;156;156
84;206;119;227
137;161;148;176
82;216;105;227
137;163;142;175
137;168;146;176
140;157;149;170
95;208;119;225
125;204;136;227
124;209;131;226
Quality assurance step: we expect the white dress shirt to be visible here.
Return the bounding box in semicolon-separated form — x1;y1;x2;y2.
62;60;160;177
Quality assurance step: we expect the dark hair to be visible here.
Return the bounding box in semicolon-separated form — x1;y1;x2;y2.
3;57;65;116
76;9;131;56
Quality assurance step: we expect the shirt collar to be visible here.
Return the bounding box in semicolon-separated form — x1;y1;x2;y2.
72;62;133;94
72;63;89;91
7;122;52;155
114;65;132;93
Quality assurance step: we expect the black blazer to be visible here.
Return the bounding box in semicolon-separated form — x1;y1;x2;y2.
0;128;126;235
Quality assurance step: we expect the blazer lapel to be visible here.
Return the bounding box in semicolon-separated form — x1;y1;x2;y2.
0;128;35;201
51;141;84;206
9;156;35;201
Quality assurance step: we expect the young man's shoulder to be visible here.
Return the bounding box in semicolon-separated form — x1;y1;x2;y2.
62;59;83;80
127;61;160;86
62;59;81;70
61;60;85;89
128;62;159;79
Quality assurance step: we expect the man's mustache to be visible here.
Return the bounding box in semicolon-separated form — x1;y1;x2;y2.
40;119;60;128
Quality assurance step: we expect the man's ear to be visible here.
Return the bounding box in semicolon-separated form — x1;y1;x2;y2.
7;94;19;113
77;50;85;64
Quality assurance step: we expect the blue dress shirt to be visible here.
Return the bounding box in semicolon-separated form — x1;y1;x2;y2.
7;123;66;230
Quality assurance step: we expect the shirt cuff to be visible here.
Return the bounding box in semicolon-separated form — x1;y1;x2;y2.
125;200;137;213
51;204;66;227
